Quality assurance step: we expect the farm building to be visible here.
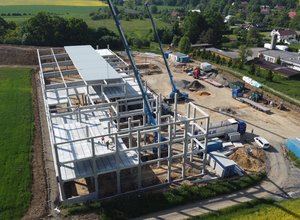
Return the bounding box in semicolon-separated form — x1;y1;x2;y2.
168;52;190;63
206;47;239;61
37;45;210;203
258;50;300;72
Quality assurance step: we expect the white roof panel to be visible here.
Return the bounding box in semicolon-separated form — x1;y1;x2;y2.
64;45;121;82
96;49;114;56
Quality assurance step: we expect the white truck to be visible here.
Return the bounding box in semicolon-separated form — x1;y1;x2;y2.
200;62;212;72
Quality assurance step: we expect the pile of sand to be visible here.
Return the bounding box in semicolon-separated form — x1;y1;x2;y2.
196;91;211;96
188;80;205;91
208;73;230;87
229;147;266;172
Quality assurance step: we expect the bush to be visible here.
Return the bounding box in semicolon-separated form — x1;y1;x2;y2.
66;172;266;219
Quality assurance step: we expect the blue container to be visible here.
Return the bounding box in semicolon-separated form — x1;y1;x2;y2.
287;138;300;158
207;140;223;153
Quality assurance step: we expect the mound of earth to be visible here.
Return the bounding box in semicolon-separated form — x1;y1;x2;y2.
229;147;266;172
188;80;205;91
175;80;191;89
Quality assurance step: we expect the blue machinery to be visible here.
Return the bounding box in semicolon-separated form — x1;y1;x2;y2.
145;3;188;103
107;0;168;155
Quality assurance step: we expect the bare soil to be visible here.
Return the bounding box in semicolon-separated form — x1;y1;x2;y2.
22;71;48;220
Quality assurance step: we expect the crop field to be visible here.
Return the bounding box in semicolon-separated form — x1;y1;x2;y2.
0;68;34;220
0;4;168;36
0;0;106;6
193;198;300;220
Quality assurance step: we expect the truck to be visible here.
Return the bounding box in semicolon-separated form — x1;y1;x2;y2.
193;63;212;79
207;118;246;138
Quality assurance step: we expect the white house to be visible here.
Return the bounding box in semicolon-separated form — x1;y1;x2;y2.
271;29;297;43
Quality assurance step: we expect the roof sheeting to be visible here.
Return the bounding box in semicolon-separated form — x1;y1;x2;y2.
64;45;121;82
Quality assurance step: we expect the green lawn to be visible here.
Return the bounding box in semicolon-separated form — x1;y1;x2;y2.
0;68;34;220
191;198;300;220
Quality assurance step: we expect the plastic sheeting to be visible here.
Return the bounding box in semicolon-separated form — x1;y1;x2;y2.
242;76;262;88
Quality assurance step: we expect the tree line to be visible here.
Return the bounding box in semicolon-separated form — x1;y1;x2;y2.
0;12;122;49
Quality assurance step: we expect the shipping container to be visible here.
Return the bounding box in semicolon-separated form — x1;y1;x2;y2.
208;151;236;177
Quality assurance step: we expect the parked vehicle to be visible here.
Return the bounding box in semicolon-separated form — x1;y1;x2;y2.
254;137;270;149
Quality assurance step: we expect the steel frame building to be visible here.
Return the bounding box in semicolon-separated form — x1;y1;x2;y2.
37;45;210;204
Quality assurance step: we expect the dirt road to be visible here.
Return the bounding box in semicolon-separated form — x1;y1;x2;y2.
135;54;300;220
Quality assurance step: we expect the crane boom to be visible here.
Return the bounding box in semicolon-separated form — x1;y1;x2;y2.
107;0;156;126
145;3;188;102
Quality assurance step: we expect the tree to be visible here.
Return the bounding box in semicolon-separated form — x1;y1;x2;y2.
250;63;256;75
238;46;253;69
247;27;262;46
183;12;207;44
178;36;190;54
276;57;281;65
266;70;274;82
150;5;158;14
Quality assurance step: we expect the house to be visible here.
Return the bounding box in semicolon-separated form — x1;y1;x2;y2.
288;11;297;19
258;50;300;72
260;5;270;15
275;5;285;10
271;29;297;43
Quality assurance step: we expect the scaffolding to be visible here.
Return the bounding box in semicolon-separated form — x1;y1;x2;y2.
37;45;210;204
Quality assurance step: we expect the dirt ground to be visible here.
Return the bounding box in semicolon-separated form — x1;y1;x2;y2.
134;54;300;142
22;71;48;219
0;44;51;65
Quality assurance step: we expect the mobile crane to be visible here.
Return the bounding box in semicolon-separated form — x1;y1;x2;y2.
145;2;189;103
107;0;166;155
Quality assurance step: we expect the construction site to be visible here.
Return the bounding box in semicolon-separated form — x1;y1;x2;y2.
34;2;300;207
37;45;215;203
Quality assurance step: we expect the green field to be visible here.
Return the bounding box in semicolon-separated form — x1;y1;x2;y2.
0;5;169;36
192;198;300;220
0;68;34;220
0;0;106;6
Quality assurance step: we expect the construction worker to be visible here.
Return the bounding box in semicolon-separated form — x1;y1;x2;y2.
106;140;110;150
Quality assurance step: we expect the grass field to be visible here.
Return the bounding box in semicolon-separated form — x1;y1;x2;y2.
0;0;106;6
192;198;300;220
0;5;169;36
0;68;34;220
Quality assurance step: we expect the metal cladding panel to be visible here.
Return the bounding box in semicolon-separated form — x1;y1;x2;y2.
287;138;300;158
64;45;121;82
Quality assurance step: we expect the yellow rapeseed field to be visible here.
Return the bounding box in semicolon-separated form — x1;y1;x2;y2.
0;0;107;6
